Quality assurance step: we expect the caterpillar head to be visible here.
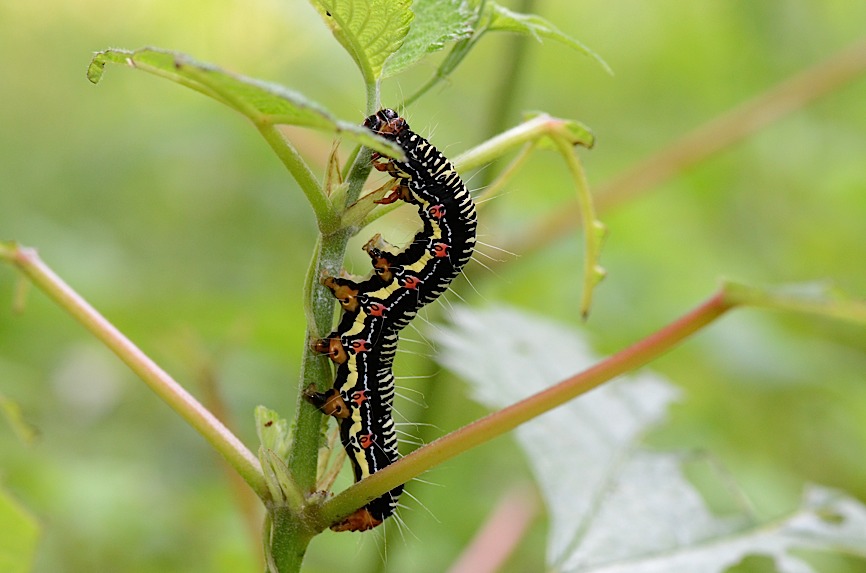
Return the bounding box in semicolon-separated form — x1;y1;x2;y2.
364;108;408;138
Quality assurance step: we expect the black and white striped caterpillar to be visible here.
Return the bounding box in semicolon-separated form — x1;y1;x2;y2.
305;109;477;531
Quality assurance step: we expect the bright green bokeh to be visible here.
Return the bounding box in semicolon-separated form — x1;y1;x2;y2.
1;1;865;572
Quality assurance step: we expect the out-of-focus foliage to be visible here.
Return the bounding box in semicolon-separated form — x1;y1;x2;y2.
1;1;865;572
438;306;866;572
0;487;38;573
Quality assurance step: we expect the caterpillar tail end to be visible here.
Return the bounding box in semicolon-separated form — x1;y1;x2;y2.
330;508;382;532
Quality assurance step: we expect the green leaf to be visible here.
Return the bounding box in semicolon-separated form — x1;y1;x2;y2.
255;405;292;460
436;306;866;573
308;0;414;84
382;0;474;78
405;1;608;104
487;2;611;75
87;47;404;159
0;487;39;573
259;447;303;510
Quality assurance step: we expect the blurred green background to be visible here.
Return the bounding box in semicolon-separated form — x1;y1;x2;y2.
1;1;865;571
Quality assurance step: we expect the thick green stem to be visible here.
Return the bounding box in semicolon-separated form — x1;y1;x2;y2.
267;506;315;573
273;86;381;572
318;289;733;526
0;242;268;499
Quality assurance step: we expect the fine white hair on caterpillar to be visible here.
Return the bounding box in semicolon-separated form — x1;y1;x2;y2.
304;108;477;532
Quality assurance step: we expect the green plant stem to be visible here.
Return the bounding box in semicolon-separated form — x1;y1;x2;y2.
268;506;314;573
0;242;268;499
318;288;734;526
257;125;333;231
551;136;603;318
275;87;381;572
473;141;536;207
454;113;558;171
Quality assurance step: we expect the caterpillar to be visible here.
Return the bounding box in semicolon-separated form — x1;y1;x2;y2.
305;109;477;532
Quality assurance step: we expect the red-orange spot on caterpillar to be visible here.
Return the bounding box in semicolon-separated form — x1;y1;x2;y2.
432;242;449;258
351;390;368;406
358;433;375;449
350;339;370;353
428;204;445;219
367;302;385;317
401;276;421;289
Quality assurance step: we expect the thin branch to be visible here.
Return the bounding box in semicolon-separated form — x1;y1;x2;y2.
473;141;537;207
551;135;604;318
317;288;733;527
257;125;333;231
0;242;268;499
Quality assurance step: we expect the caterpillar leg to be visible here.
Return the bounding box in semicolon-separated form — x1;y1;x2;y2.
363;234;400;283
375;182;412;205
302;385;351;419
311;337;347;364
330;508;381;532
321;275;362;313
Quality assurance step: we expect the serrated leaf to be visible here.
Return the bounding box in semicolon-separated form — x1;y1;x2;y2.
382;0;474;78
487;2;611;75
309;0;414;84
87;47;404;159
0;488;39;573
435;306;866;573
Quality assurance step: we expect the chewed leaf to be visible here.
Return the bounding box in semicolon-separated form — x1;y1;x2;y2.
309;0;414;84
487;2;611;75
382;0;474;78
435;306;866;573
87;48;404;159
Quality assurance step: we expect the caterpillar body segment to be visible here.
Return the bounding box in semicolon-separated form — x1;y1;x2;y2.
307;109;476;531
